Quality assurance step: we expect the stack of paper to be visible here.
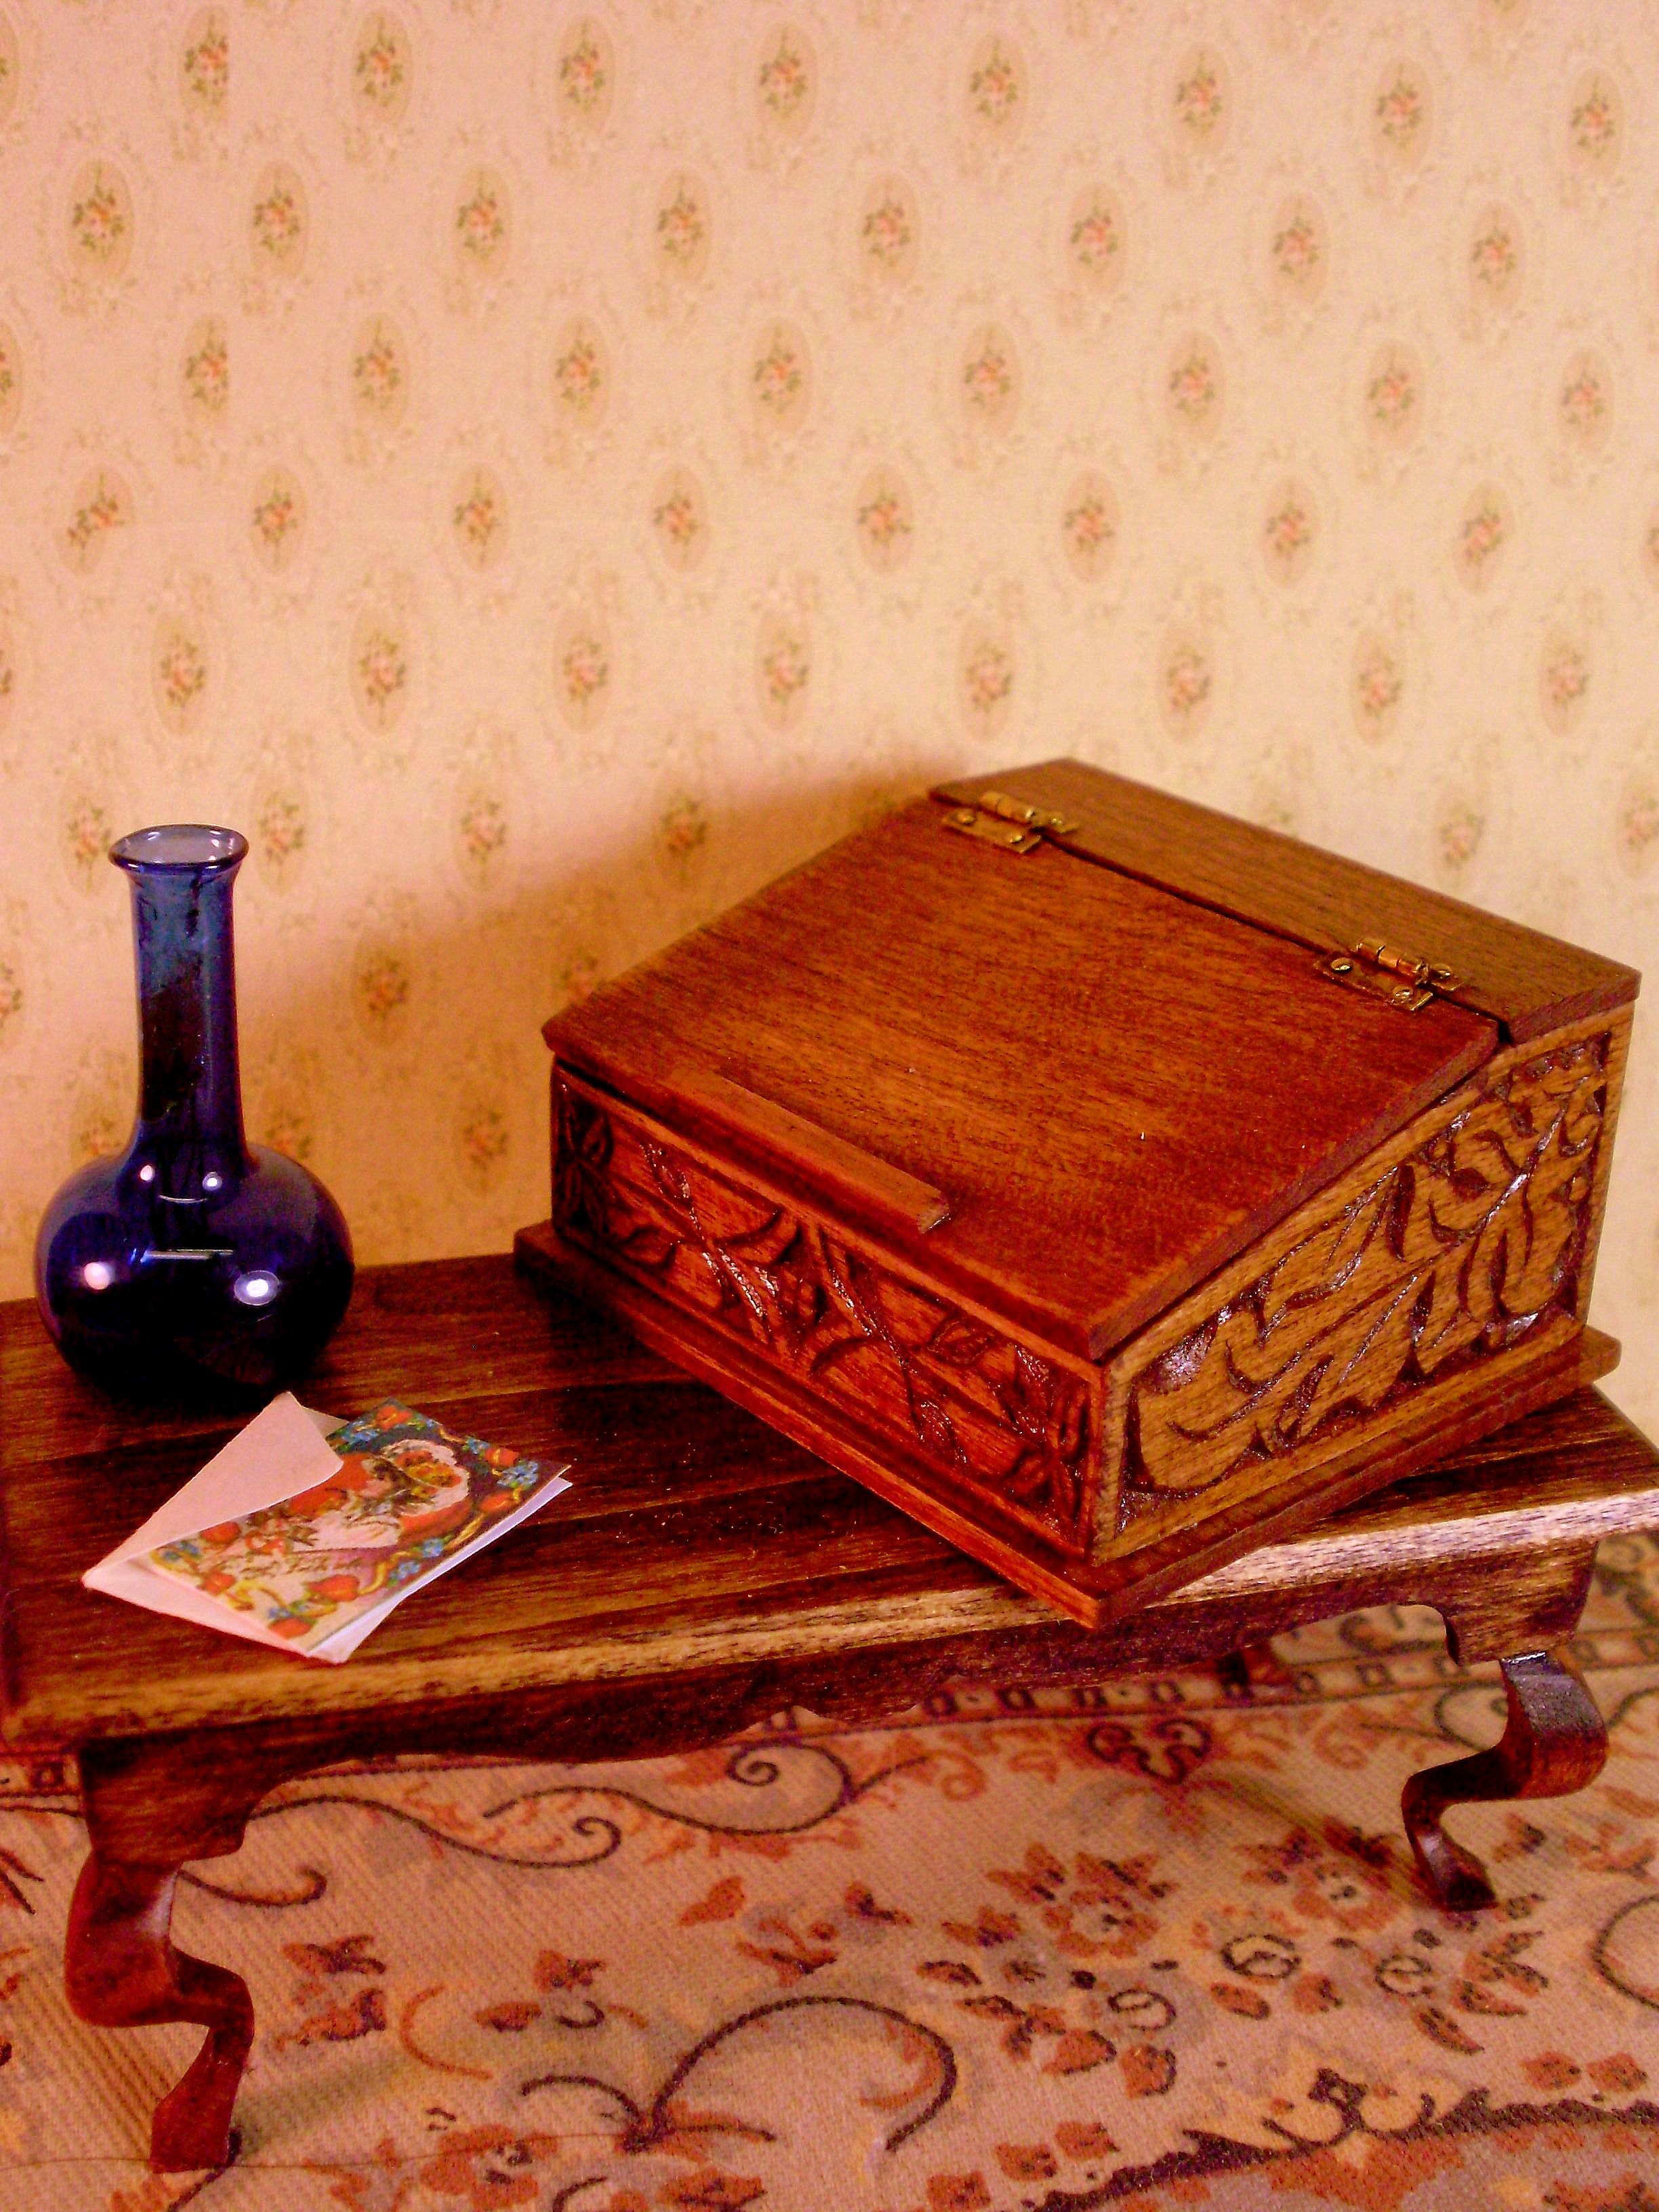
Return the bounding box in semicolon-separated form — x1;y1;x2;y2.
84;1393;572;1662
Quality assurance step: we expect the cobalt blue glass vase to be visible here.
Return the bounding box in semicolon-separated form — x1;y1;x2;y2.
35;825;353;1403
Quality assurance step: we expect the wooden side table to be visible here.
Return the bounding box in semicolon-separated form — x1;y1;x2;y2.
2;1252;1656;2174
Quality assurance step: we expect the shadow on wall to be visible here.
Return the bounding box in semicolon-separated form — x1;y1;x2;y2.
229;761;956;1271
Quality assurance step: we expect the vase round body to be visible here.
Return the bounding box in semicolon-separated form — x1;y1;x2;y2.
34;825;353;1402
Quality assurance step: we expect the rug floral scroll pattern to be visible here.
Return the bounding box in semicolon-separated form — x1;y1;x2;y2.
556;1082;1093;1546
2;1541;1658;2209
1122;1029;1613;1515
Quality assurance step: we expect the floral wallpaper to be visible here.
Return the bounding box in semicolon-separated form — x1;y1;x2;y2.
0;2;1656;1433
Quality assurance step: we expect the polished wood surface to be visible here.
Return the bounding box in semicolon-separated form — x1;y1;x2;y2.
1111;1012;1626;1511
65;1854;254;2172
671;1066;953;1235
535;1004;1626;1621
539;764;1635;1620
524;1218;1621;1628
3;1256;1654;1745
6;1254;1656;2175
938;760;1641;1044
1401;1652;1610;1912
548;794;1498;1361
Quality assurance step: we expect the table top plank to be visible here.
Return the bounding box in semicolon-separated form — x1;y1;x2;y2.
3;1257;1657;1748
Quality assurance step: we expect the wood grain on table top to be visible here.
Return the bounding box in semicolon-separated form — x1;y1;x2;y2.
2;1256;1656;1748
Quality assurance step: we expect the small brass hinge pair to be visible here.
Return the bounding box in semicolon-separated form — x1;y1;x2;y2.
1318;937;1469;1012
942;790;1080;855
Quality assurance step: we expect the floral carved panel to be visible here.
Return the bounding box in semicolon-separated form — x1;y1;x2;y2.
1116;1029;1616;1528
554;1078;1096;1550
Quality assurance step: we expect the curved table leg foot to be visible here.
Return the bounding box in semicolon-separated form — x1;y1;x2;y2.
65;1853;253;2172
1402;1649;1607;1914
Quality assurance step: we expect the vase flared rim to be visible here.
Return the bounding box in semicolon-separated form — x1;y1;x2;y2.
110;825;248;874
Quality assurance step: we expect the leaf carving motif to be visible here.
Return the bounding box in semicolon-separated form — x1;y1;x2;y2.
1120;1033;1610;1523
553;1086;615;1246
552;1080;1092;1544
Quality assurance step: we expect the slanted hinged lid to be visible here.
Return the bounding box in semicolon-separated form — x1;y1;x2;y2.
548;762;1633;1366
936;760;1637;1044
944;792;1482;1013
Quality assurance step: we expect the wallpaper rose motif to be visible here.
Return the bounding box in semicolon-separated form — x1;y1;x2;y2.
0;0;1653;1447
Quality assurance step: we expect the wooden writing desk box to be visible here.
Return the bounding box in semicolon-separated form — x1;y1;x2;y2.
521;760;1638;1627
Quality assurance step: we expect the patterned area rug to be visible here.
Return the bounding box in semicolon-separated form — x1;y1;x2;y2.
2;1544;1658;2212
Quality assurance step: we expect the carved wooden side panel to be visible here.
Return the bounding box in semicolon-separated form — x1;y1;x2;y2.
1109;1020;1620;1534
554;1074;1100;1551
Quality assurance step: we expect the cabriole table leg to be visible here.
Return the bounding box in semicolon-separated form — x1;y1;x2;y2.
1401;1648;1608;1913
66;1730;316;2171
65;1851;253;2171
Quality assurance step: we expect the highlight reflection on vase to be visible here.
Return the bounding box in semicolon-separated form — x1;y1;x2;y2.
35;825;353;1402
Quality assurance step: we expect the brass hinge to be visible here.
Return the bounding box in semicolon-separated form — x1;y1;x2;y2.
1318;937;1469;1012
942;789;1080;855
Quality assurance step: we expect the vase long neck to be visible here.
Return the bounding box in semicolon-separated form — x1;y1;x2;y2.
128;862;250;1183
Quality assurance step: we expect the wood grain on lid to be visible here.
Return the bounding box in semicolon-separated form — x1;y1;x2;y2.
937;760;1639;1045
548;796;1499;1360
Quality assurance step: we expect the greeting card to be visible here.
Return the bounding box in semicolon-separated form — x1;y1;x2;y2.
83;1393;572;1662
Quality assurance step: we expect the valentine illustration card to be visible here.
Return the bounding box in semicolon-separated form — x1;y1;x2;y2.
84;1394;572;1661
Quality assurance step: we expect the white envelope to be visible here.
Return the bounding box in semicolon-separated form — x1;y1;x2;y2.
82;1392;572;1663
